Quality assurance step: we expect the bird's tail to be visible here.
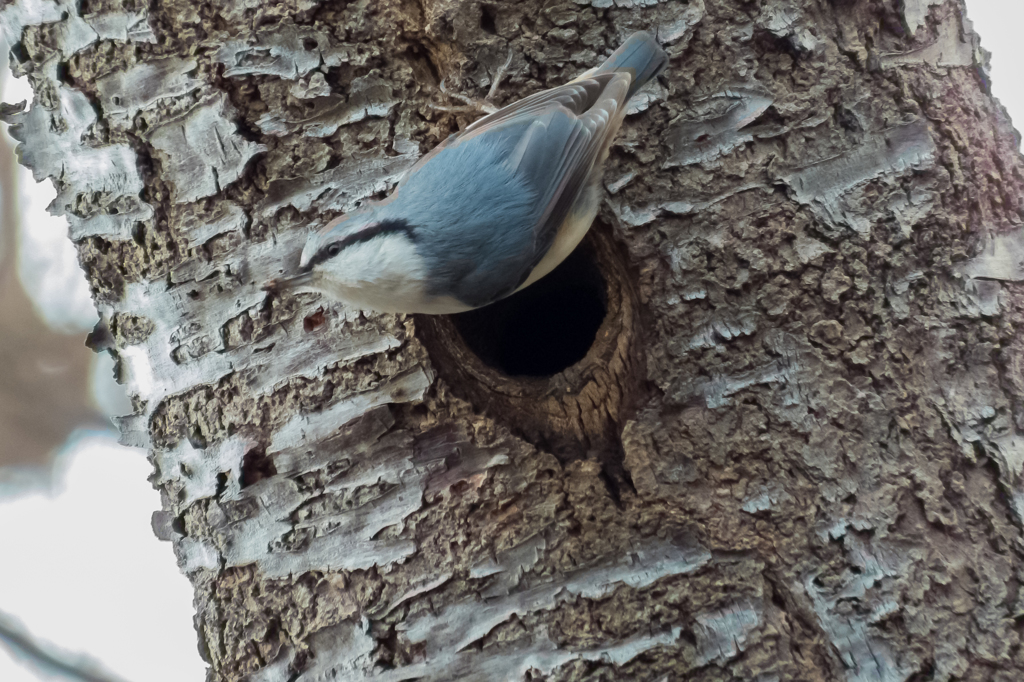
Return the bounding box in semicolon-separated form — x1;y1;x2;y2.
593;31;668;100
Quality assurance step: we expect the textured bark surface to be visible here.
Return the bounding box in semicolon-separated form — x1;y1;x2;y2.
3;0;1024;680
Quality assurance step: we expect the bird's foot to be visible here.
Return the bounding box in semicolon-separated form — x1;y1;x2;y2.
429;50;514;116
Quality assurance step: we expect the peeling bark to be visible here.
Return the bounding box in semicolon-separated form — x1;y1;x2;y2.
4;0;1024;680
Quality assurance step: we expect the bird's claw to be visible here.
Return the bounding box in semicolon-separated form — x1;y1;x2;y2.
485;49;514;102
429;48;514;116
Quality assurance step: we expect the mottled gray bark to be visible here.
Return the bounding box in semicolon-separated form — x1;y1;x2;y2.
3;0;1024;680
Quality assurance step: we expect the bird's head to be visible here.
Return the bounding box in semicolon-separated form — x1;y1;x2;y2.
270;209;435;313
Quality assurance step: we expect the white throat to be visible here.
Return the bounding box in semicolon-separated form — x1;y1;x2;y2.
312;234;471;314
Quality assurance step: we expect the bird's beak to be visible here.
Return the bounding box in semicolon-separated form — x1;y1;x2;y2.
264;270;315;293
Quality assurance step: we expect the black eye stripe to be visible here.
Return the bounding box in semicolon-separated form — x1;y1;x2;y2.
340;219;416;249
303;219;415;271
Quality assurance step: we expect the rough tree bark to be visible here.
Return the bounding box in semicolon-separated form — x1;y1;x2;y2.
3;0;1024;680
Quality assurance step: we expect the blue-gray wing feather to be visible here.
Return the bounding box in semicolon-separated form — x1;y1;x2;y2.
384;73;632;307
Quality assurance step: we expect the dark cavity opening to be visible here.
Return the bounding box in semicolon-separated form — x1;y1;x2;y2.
450;246;607;377
480;5;498;34
240;447;277;488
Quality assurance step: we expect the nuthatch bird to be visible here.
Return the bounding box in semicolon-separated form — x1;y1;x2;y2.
273;32;668;313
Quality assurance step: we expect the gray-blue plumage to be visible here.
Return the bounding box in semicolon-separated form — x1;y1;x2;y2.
288;31;668;313
375;108;583;307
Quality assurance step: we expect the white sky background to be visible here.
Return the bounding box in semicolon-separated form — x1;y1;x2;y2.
0;436;204;682
969;2;1024;141
0;36;204;682
0;2;1021;681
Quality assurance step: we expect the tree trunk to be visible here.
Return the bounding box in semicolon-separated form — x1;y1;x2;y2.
4;0;1024;680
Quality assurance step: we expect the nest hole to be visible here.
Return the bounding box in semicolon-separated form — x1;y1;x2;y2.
415;226;647;467
450;247;607;377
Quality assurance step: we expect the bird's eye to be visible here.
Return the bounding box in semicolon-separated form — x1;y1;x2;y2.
326;243;342;257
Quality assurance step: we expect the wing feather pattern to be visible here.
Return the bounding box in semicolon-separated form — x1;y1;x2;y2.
392;33;665;305
435;72;633;287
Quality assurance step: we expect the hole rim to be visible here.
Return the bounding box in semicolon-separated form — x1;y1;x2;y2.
413;224;648;460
